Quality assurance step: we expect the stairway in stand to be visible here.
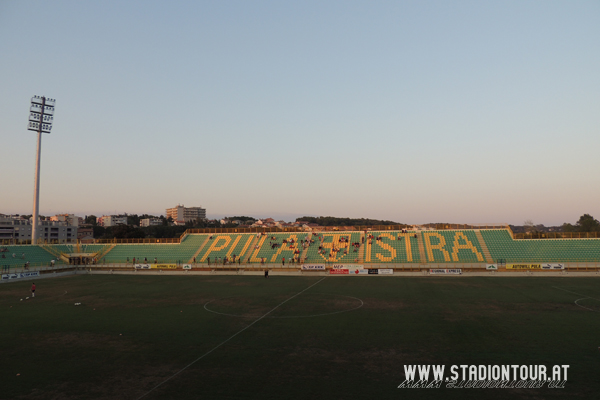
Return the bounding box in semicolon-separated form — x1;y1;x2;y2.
357;232;365;263
474;230;494;264
95;244;116;262
416;233;427;263
300;232;312;263
189;235;210;263
242;234;261;263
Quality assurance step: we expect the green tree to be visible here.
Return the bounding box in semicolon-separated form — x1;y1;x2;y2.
160;215;168;226
100;226;112;239
561;223;575;232
575;214;600;232
112;224;145;239
228;216;257;224
296;216;400;227
84;215;97;225
523;220;538;234
127;214;140;226
145;225;187;239
93;225;106;238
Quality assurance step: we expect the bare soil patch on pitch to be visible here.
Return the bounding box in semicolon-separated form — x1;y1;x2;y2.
282;345;418;378
15;364;177;400
205;292;363;318
441;300;572;322
26;331;144;353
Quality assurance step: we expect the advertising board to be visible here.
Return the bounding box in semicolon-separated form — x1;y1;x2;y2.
302;264;326;270
429;269;462;275
1;271;40;281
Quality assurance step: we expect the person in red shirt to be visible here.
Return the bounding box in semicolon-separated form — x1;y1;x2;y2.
31;282;36;298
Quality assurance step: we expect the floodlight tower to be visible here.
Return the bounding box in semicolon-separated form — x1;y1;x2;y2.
27;96;56;245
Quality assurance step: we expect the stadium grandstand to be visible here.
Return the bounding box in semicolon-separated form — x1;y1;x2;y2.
3;225;600;274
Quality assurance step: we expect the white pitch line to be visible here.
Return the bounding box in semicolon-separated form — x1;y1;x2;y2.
136;277;327;400
552;286;600;312
552;286;600;302
574;298;600;313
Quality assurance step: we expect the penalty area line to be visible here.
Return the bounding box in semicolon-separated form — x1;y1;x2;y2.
552;286;600;302
552;286;600;312
135;277;327;400
574;298;600;313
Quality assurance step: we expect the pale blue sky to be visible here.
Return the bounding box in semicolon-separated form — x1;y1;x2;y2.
1;1;599;225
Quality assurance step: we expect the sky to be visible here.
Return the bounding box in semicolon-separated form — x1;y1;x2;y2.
1;1;599;226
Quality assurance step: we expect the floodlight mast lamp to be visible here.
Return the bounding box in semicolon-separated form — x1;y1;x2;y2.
27;96;55;245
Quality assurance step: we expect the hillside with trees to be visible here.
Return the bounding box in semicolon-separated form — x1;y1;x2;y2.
296;216;401;226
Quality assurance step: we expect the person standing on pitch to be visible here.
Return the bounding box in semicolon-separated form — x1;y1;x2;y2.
31;282;36;298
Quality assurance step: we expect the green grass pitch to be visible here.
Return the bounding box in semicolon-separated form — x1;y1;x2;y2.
1;274;599;399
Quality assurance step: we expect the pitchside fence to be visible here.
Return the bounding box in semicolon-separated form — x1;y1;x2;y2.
3;262;600;281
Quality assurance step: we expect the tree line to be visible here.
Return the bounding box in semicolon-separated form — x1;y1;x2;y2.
512;214;600;234
84;214;257;239
296;216;401;227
